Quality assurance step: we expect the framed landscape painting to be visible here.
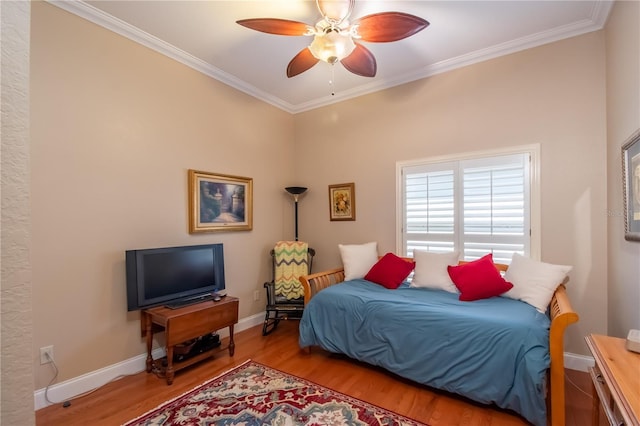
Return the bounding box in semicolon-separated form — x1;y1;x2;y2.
329;182;356;221
623;129;640;241
188;169;253;233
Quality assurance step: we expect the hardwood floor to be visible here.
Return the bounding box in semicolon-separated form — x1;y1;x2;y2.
36;320;595;426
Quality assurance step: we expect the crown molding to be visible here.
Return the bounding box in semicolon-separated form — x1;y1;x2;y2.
292;1;614;113
47;0;614;115
47;0;298;113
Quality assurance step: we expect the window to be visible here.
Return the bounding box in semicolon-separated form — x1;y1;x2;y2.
397;146;539;264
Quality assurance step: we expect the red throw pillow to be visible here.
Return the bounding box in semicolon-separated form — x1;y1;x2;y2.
447;254;513;301
364;253;416;289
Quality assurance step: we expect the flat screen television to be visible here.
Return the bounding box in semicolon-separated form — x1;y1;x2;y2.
125;243;225;311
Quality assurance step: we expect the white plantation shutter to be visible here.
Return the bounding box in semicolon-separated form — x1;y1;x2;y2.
461;154;530;264
401;151;532;264
404;163;456;254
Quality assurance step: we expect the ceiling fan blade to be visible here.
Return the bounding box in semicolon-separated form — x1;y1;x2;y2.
236;18;312;36
341;43;377;77
316;0;354;23
287;48;320;78
355;12;429;42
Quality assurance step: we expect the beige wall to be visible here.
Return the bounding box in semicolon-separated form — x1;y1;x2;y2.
605;1;640;338
25;0;619;399
30;2;296;388
1;1;35;424
295;32;608;356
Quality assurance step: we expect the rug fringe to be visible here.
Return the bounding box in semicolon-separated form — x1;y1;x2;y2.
121;359;253;426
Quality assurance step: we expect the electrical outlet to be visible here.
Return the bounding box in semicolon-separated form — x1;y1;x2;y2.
253;290;260;301
40;346;54;364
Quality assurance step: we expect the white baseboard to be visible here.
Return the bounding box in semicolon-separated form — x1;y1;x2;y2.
34;312;265;410
564;351;594;372
35;312;594;411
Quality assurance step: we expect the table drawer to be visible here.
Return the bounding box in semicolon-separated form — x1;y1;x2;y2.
167;301;238;345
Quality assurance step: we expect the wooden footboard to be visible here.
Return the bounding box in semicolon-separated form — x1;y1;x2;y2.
299;264;579;426
548;284;579;426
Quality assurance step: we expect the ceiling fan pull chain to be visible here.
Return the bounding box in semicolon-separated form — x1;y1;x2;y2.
330;64;335;96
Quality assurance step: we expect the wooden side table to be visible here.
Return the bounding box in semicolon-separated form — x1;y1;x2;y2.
585;334;640;426
142;296;239;385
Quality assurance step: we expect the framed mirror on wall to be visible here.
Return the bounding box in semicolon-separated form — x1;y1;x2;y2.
622;129;640;241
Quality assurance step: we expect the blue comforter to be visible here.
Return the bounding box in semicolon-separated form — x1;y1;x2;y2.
299;279;551;426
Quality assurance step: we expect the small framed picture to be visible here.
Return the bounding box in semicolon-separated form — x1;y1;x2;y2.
622;129;640;241
328;182;356;221
188;169;253;233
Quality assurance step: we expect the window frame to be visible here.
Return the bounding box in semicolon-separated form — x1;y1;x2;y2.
396;144;541;261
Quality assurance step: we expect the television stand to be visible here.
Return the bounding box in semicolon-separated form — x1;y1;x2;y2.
141;296;238;385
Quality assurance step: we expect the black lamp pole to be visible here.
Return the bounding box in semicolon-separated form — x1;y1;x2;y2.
285;187;308;241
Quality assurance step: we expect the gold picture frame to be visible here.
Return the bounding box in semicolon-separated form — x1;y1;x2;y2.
188;169;253;233
329;182;356;221
622;129;640;241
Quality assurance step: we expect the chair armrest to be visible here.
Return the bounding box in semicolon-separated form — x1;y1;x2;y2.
263;281;276;306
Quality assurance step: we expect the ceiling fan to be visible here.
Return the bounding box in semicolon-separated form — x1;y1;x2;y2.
237;0;429;78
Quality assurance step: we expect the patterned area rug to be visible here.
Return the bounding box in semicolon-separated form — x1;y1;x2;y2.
124;360;427;425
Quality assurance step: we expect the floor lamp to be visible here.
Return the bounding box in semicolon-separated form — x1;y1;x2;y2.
285;186;307;241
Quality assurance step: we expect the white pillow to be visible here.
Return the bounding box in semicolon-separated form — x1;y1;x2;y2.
339;242;379;281
410;250;460;293
503;253;572;313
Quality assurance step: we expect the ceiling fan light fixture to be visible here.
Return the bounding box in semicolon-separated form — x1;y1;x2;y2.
316;0;354;25
309;29;356;64
238;0;428;78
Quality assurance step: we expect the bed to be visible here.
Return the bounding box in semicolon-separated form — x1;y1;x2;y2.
298;258;578;426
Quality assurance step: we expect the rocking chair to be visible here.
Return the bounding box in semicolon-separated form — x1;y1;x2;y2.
262;241;315;336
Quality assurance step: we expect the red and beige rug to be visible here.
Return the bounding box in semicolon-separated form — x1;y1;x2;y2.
124;360;427;425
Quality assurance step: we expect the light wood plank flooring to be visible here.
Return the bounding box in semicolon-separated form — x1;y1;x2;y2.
36;320;594;426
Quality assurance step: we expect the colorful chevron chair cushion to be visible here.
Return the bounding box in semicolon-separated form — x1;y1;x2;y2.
274;241;309;300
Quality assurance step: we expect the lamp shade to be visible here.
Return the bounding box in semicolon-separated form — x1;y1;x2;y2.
285;187;308;195
285;187;307;241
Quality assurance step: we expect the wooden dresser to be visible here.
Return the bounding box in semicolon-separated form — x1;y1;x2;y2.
585;334;640;426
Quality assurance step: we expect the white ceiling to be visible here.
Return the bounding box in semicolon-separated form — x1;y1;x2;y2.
50;1;613;114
